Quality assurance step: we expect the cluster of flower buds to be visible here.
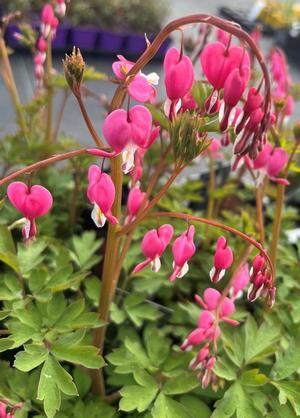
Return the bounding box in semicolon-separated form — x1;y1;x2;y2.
181;288;238;388
132;225;196;281
198;34;271;159
34;37;47;88
7;181;53;243
248;253;275;307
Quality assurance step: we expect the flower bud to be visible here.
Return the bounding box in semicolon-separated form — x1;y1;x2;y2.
63;47;85;95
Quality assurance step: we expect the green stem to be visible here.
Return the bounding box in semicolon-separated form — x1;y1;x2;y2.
0;34;27;137
207;152;215;220
45;38;53;144
255;184;265;245
270;141;299;274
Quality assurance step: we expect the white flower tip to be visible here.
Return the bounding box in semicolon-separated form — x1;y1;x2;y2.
177;262;189;279
122;145;136;174
91;204;106;228
209;266;216;281
23;219;31;240
151;256;161;273
146;72;159;86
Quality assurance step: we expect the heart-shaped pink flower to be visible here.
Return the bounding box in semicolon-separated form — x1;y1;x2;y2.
87;165;118;227
7;181;53;240
103;105;158;174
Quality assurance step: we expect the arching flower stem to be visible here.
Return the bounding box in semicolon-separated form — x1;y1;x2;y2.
147;211;275;283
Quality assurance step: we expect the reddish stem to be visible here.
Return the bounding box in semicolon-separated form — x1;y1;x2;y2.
0;149;90;187
149;211;274;283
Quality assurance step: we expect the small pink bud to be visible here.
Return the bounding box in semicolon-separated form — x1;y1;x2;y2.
206;356;216;370
197;310;214;329
41;3;54;25
181;328;205;350
126;185;146;221
247;272;266;302
230;264;250;299
37;37;47;53
169;225;196;282
210;236;233;283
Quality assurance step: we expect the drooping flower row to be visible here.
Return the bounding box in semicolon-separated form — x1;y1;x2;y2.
34;1;66;89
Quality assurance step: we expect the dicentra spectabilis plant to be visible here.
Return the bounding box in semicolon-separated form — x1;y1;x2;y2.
0;3;300;418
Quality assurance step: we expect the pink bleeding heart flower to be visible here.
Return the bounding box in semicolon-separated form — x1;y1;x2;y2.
229;263;250;299
112;55;159;103
285;95;294;117
164;47;194;101
252;143;289;185
209;236;233;283
204;138;222;159
220;66;250;131
169;225;196;282
37;37;47;53
126;185;147;223
7;181;53;241
200;42;250;113
267;147;289;184
195;288;237;324
50;16;59;38
41;3;54;38
55;0;66;17
133;224;174;273
102;105;159;174
253;142;273;170
87;165;118;227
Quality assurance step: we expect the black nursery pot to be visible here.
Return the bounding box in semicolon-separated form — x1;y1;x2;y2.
52;25;71;51
5;24;22;50
125;33;148;55
70;27;99;52
96;29;126;54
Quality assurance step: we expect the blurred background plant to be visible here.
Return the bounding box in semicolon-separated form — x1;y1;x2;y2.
5;0;169;33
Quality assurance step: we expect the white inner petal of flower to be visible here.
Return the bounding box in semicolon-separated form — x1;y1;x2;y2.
151;255;161;272
23;219;31;240
177;261;189;278
91;203;106;228
145;72;160;85
122;143;137;174
209;266;216;280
